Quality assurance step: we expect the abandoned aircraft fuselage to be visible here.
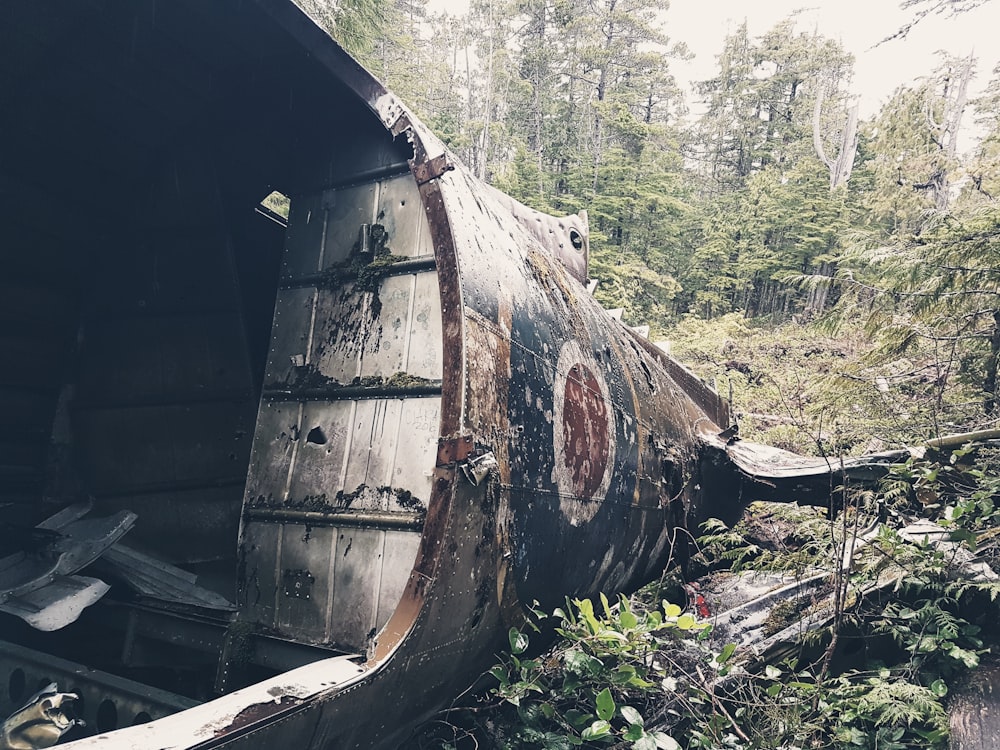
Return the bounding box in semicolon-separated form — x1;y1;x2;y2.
0;1;763;747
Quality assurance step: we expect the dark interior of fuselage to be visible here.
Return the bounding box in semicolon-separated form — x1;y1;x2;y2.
0;0;423;735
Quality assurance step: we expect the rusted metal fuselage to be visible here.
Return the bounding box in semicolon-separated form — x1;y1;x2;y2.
0;1;853;748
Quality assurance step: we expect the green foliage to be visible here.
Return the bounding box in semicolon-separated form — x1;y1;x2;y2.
667;313;900;455
822;676;950;748
486;595;710;749
697;503;836;574
690;456;1000;748
683;159;849;319
830;200;1000;424
296;0;393;66
260;190;290;219
677;20;857;320
884;445;1000;532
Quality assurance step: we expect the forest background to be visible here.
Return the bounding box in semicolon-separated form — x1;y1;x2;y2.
287;2;1000;747
292;0;1000;457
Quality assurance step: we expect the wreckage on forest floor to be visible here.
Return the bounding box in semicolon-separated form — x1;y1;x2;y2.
0;2;966;748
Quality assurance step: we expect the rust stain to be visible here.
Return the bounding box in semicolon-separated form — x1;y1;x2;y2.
418;178;462;435
215;695;302;737
436;435;474;466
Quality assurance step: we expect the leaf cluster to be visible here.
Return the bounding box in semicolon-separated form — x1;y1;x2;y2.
486;594;711;749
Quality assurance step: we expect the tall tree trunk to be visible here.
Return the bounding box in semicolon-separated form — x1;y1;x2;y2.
530;2;547;198
984;310;1000;415
830;103;859;189
805;261;836;316
478;3;495;181
591;0;615;193
813;80;860;190
927;53;974;210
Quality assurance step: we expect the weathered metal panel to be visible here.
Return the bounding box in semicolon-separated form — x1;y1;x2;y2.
284;177;434;278
375;530;422;628
244;400;299;503
284;401;352;501
342;399;402;499
320;183;378;268
391;398;440;502
405;272;444;380
327;527;383;649
294;273;443;385
275;523;334;642
238;519;282;625
263;288;315;386
308;285;368;384
238;137;442;657
281;192;329;278
358;275;418;378
375;174;434;259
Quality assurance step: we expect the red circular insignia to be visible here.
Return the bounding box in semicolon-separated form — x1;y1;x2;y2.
561;363;611;498
552;340;616;524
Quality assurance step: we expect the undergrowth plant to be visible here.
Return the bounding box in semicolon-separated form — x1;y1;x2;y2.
481;595;733;750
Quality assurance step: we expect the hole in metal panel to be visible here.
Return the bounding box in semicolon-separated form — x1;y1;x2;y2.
96;699;118;732
259;190;290;219
306;426;327;445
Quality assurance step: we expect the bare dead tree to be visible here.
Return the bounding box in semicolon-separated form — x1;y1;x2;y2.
921;53;975;209
812;78;860;191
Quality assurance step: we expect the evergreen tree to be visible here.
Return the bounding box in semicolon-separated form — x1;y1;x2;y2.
833;203;1000;424
965;61;1000;202
682;19;855;319
690;22;759;193
690;21;852;193
860;54;976;234
296;0;393;68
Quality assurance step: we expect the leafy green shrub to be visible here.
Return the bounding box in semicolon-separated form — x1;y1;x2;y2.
488;595;715;749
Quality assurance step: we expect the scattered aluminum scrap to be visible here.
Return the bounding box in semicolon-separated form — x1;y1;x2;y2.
702;517;998;659
0;684;83;750
0;502;232;632
0;505;135;631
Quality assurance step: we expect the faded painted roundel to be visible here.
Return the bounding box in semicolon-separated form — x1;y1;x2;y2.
552;340;616;525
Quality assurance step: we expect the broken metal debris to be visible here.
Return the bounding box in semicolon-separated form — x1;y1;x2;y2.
1;684;82;750
701;516;998;663
461;452;498;486
0;507;136;631
0;576;110;633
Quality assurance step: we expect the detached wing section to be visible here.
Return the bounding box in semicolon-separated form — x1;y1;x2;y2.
700;433;908;506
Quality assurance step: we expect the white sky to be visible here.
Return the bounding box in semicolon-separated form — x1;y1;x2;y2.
666;0;1000;121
